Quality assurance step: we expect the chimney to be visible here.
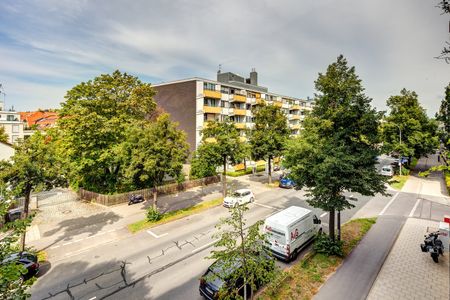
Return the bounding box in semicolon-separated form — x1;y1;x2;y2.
250;68;258;86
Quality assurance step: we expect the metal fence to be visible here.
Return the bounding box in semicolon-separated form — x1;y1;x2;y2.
78;175;221;206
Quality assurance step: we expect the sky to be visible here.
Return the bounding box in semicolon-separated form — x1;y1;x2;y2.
0;0;449;116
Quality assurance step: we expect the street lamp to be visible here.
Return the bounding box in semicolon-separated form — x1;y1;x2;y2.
394;124;402;176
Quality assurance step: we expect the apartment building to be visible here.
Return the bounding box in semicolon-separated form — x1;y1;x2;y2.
0;100;24;144
153;70;313;152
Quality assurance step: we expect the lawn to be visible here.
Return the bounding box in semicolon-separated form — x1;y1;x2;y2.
445;170;450;195
128;197;223;233
389;175;408;190
258;218;377;300
226;166;266;177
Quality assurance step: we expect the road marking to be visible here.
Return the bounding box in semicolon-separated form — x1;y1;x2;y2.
253;202;277;210
88;297;96;300
379;192;399;216
409;198;421;217
146;230;168;239
49;245;60;249
191;239;219;253
320;212;327;218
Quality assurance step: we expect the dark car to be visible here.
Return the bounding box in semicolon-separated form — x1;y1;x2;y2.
2;252;39;279
279;177;296;189
199;254;274;299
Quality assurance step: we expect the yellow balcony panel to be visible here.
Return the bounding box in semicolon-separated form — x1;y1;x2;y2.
273;101;283;107
290;115;301;120
254;98;265;105
291;105;301;110
255;93;261;98
203;106;222;114
290;124;301;130
235;123;246;129
256;160;266;167
234;163;245;171
204;89;221;99
232;94;246;102
239;136;247;142
233;109;246;115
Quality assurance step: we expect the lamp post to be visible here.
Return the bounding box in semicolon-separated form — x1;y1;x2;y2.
395;124;402;175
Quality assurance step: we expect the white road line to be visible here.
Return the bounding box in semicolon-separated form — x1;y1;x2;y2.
253;202;277;210
146;230;168;239
49;245;60;249
379;192;399;216
88;297;97;300
409;198;421;218
62;242;73;246
320;212;327;218
191;239;219;254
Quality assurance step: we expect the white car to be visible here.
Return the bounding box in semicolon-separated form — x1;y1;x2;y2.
223;189;255;208
380;165;394;176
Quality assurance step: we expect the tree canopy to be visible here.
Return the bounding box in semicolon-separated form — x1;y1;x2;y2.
0;126;8;143
437;83;450;144
284;55;387;241
248;104;290;183
381;89;438;158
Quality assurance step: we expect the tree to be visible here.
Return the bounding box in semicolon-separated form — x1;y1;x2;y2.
437;83;450;144
284;55;387;242
0;126;8;143
57;70;157;193
209;203;276;300
248;104;290;184
0;197;33;299
122;113;189;208
0;131;66;251
190;146;221;179
381;89;438;158
435;1;450;63
200;120;246;197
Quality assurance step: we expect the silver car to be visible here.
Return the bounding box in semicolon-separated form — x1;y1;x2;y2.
380;165;394;176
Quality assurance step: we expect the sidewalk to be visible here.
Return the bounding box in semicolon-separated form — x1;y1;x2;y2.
368;218;449;300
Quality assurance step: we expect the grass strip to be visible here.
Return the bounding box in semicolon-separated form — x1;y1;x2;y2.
445;170;450;195
389;175;408;190
226;166;266;177
258;218;376;300
128;197;223;233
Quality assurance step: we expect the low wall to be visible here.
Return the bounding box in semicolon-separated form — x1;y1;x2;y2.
78;175;221;206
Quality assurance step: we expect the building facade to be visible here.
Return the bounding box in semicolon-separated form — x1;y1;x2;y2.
0;101;24;144
153;70;314;152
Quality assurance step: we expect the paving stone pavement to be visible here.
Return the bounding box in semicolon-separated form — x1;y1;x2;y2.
368;218;450;300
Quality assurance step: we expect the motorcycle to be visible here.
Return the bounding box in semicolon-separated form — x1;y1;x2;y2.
128;194;144;205
420;231;444;263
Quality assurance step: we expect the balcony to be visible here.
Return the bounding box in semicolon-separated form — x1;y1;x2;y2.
203;106;222;114
273;101;283;108
230;94;246;103
251;98;265;105
229;108;246;116
239;136;247;142
289;114;301;120
291;105;301;110
290;124;301;130
235;123;246;129
204;90;221;99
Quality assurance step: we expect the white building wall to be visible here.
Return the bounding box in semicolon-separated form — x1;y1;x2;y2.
195;81;204;150
0;142;15;161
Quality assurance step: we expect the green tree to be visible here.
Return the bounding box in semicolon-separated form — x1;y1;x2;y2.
122;113;189;208
381;89;438;158
437;83;450;144
248;104;290;184
190;146;221;179
284;55;387;241
0;126;8;143
0;197;33;299
0;131;66;251
57;70;157;193
200;120;246;196
209;203;276;299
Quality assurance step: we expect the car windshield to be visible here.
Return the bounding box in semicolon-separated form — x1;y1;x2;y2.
232;192;243;197
382;167;391;171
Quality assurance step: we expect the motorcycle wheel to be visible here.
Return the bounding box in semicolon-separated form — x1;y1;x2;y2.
431;252;439;263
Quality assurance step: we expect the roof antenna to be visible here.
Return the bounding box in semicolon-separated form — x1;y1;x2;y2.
218;64;222;74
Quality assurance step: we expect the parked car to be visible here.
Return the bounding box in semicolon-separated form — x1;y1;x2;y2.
199;253;274;299
223;189;255;208
380;165;394;176
264;206;321;261
279;177;296;189
1;252;39;280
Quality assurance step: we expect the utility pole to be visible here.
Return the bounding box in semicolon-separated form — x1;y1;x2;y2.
395;124;402;175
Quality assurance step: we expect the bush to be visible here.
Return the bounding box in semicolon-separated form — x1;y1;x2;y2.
146;207;163;222
190;154;217;179
313;233;344;257
399;167;410;176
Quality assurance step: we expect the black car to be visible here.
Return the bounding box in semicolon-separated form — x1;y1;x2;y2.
2;252;39;279
199;254;274;299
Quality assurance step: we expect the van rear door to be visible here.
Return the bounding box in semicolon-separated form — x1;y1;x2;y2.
265;225;288;258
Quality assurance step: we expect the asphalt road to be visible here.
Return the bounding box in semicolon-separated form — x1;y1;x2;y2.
31;184;375;300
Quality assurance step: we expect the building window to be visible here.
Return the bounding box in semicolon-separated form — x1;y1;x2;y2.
7;115;16;121
11;135;19;143
204;98;220;107
204;82;216;91
246;104;251;110
221;86;230;94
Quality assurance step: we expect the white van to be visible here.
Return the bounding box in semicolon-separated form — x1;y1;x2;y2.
264;206;321;261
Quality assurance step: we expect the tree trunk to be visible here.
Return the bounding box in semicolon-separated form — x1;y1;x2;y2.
20;187;32;252
222;156;227;197
268;156;272;184
152;186;158;210
329;208;335;241
337;210;341;241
